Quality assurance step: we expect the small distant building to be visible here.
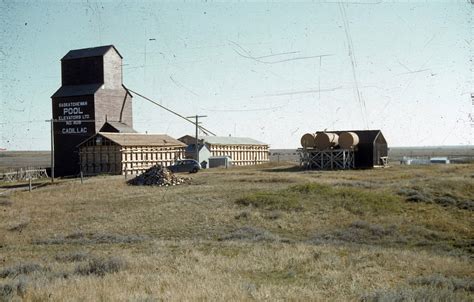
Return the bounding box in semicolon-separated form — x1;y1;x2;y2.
184;143;212;167
430;157;450;164
339;130;388;168
401;157;450;165
401;157;430;165
208;156;233;168
78;132;186;175
179;135;269;167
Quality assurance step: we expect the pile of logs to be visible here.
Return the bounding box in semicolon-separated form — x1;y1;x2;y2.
127;165;188;186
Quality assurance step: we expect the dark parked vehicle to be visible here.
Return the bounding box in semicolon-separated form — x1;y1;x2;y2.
168;159;201;173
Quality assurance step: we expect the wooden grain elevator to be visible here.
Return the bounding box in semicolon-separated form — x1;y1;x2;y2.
51;45;133;176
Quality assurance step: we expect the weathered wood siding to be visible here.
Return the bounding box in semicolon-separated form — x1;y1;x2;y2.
79;138;185;175
374;132;388;166
94;88;133;132
103;48;122;89
120;146;184;175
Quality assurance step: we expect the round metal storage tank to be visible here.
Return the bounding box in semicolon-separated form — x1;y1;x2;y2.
339;131;359;149
314;132;339;150
300;133;317;148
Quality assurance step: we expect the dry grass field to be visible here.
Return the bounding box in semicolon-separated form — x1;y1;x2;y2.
0;152;50;173
0;163;473;301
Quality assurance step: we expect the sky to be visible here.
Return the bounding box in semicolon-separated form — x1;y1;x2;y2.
0;0;472;150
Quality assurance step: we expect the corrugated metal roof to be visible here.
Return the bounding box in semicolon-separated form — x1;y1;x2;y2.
62;45;122;60
51;84;102;98
92;132;186;147
100;121;137;133
200;136;268;146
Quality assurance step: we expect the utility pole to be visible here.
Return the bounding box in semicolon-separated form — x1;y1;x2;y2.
186;115;207;163
46;119;55;183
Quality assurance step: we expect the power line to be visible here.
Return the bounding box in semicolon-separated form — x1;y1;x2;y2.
0;120;50;125
2;92;218;137
339;2;369;129
125;87;216;136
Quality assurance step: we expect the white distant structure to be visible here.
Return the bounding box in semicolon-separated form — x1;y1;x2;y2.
401;157;430;165
401;156;450;165
430;157;450;164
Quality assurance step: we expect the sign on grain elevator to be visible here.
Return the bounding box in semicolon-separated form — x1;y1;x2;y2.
51;45;133;176
57;101;93;134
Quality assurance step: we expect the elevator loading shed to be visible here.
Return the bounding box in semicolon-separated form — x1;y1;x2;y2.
51;45;133;176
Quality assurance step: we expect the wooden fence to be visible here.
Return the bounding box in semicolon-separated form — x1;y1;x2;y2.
0;168;49;182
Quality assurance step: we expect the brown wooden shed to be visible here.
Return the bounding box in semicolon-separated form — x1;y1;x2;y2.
332;130;388;168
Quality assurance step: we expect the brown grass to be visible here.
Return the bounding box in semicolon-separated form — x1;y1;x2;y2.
0;163;473;300
0;151;50;172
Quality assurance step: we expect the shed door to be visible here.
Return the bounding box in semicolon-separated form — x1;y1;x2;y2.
374;145;383;165
374;143;388;165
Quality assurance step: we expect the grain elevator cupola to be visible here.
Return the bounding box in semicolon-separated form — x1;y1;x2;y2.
51;45;133;176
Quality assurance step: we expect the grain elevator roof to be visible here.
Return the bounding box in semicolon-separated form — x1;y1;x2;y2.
61;45;122;60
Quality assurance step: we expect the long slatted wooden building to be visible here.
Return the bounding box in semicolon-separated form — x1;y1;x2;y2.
179;135;269;166
78;133;186;175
